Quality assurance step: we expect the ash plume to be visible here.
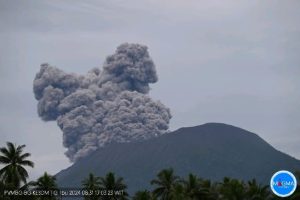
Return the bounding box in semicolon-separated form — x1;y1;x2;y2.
33;43;172;162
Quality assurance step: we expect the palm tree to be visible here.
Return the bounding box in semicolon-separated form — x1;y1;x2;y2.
0;179;10;200
0;142;34;188
219;177;247;200
150;168;179;200
21;181;40;200
200;179;220;200
33;172;58;200
132;190;156;200
169;183;185;200
182;173;209;199
82;173;101;200
246;179;271;200
289;171;300;200
34;172;57;190
99;172;128;200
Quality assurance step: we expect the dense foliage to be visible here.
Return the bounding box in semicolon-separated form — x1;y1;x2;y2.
0;142;299;200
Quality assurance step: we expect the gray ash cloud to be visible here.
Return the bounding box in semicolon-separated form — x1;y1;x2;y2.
33;43;172;162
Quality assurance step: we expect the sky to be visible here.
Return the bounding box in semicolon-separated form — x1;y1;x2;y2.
0;0;299;180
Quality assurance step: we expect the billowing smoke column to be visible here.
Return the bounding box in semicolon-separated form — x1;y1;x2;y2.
33;43;172;162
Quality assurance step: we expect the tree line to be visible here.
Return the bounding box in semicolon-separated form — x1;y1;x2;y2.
0;142;299;200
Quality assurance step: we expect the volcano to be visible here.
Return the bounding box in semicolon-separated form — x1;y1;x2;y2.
56;123;300;193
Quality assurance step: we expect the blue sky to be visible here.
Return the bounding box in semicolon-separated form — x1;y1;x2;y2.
0;0;299;179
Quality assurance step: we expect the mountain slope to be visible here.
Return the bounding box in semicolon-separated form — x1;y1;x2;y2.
56;123;300;193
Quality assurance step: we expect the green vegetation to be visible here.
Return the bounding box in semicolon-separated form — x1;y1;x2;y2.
0;142;34;188
32;172;58;200
0;142;299;200
150;168;179;199
82;173;102;200
98;172;128;200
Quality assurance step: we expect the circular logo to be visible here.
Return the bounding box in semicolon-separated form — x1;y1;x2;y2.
270;170;297;197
